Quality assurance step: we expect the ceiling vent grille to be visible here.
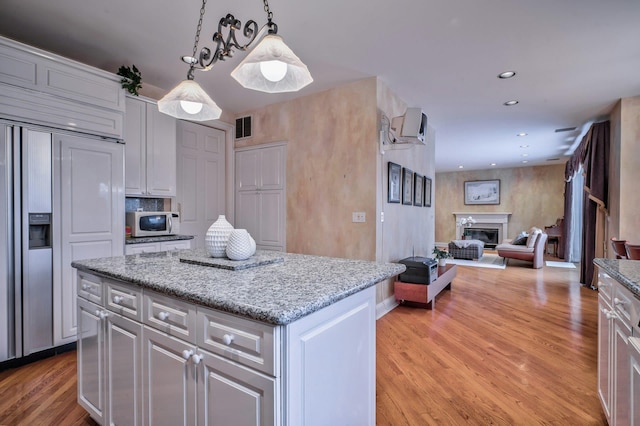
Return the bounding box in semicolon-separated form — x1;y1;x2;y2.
235;116;252;139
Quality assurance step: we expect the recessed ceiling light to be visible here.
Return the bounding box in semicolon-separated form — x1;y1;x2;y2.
522;153;529;157
490;163;496;166
520;144;529;148
522;160;528;164
498;71;516;79
517;132;528;137
504;100;519;106
458;165;464;169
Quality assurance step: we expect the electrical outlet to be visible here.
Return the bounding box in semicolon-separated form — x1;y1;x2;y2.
352;212;366;223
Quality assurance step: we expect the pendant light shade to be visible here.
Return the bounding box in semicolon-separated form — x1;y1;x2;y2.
230;34;313;93
157;79;222;121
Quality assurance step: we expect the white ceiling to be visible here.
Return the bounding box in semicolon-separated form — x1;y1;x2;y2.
1;0;639;172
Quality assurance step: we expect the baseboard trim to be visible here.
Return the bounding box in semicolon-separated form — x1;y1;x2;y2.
376;295;399;319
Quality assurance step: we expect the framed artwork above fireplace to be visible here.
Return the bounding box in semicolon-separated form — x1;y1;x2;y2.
464;180;500;205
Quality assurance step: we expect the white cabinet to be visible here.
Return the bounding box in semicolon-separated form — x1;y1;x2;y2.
235;144;286;251
630;337;640;425
597;269;640;425
0;36;124;138
77;274;143;426
55;133;124;346
125;96;177;196
76;270;377;426
124;239;192;255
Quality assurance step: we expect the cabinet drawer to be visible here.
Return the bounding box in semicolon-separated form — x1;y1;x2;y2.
598;271;615;303
105;279;143;321
197;307;278;376
144;291;196;343
77;272;103;304
613;282;639;330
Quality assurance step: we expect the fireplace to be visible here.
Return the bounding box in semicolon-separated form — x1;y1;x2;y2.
453;212;512;243
462;227;499;248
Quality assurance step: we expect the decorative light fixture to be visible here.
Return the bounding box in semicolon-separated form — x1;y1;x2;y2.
503;100;519;106
158;0;313;121
498;71;516;79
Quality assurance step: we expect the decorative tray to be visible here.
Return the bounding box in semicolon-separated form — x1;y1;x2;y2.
178;251;284;271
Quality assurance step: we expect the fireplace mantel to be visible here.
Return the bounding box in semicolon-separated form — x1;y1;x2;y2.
453;212;512;241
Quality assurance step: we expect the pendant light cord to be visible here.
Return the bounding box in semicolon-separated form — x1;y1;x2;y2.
263;0;277;34
188;0;208;80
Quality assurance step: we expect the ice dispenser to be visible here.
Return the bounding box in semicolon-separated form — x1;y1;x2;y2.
28;213;51;249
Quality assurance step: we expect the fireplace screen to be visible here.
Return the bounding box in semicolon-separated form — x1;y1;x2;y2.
463;227;499;248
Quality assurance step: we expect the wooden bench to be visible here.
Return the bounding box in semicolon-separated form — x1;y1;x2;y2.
394;264;457;309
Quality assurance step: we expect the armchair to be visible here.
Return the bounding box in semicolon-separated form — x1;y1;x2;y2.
496;228;548;269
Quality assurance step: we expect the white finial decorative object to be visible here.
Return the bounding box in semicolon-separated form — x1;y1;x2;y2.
226;229;257;261
205;215;234;257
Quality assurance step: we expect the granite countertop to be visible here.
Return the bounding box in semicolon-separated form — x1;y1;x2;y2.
593;258;640;299
72;249;406;325
125;234;195;244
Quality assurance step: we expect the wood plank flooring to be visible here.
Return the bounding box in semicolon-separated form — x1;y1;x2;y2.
0;257;605;425
377;258;607;425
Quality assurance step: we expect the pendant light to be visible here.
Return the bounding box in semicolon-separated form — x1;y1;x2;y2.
158;0;221;121
158;0;312;121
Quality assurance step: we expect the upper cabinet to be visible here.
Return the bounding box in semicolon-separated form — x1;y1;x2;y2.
0;36;124;138
124;96;177;196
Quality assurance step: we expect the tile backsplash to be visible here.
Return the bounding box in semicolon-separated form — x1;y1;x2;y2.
125;197;171;212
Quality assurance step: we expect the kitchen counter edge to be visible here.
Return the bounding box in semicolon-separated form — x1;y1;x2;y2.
594;258;640;299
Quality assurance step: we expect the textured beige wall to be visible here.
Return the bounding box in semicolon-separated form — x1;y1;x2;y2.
608;95;640;252
235;78;379;260
375;80;436;304
435;165;565;243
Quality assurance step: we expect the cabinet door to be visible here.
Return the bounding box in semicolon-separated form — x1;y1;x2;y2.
630;337;640;426
614;319;631;425
56;134;124;344
124;97;146;195
259;146;284;190
597;295;613;423
235;150;260;191
143;327;196;426
77;298;106;424
257;191;285;250
106;313;143;426
197;350;277;426
146;106;177;196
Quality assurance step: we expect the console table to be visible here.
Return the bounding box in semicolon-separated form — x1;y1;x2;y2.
394;264;457;309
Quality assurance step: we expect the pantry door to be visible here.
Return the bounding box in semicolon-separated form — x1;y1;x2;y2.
176;122;225;249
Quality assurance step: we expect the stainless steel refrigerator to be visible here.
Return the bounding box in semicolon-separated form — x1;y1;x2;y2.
1;124;55;362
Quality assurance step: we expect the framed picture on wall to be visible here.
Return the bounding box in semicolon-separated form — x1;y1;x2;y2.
414;173;423;206
402;168;413;205
424;177;432;207
464;179;500;205
387;162;401;203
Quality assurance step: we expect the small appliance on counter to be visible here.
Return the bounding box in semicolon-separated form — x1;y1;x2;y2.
398;256;438;284
125;211;180;237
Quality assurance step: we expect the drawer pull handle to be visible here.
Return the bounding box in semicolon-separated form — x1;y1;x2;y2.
603;309;617;320
82;284;89;291
113;296;124;304
95;310;109;320
614;297;627;306
182;349;193;360
157;311;170;321
191;354;203;364
222;334;234;346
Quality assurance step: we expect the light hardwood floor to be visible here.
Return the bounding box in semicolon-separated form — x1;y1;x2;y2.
0;257;606;425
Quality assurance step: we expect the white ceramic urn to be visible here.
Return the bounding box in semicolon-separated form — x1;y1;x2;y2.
205;215;234;257
226;229;257;261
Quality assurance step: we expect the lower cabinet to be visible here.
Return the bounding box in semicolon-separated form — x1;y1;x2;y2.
76;270;376;426
77;297;143;426
597;269;640;425
630;337;640;425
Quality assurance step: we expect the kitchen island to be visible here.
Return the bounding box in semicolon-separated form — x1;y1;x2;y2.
72;249;405;426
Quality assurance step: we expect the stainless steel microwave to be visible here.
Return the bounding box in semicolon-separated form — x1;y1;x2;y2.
125;211;180;237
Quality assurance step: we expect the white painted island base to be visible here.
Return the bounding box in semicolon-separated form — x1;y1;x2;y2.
76;270;376;426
